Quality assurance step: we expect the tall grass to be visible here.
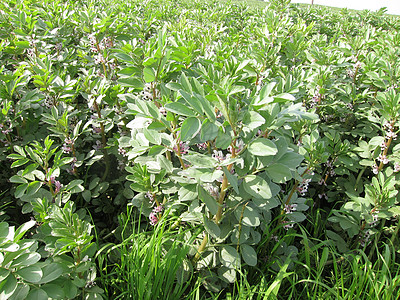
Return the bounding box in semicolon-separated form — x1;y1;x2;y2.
96;207;197;299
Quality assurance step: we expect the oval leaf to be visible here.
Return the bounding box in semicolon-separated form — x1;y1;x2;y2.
180;117;201;142
248;139;278;156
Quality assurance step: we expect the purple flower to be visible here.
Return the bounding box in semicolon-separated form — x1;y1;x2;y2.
284;204;297;214
204;183;219;199
173;141;189;155
153;205;163;213
377;154;389;164
394;163;400;173
297;178;311;196
145;192;154;202
118;147;127;156
54;181;62;193
197;142;208;151
149;212;158;226
93;127;102;134
62;144;72;153
282;220;294;230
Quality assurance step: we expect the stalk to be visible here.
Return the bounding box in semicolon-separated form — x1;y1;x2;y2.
193;141;237;262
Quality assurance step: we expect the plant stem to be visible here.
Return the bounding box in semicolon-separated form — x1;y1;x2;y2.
193;232;208;264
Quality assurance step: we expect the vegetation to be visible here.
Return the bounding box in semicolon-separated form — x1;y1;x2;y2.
0;0;400;298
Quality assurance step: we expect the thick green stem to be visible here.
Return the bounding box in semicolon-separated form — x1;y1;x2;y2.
193;232;208;264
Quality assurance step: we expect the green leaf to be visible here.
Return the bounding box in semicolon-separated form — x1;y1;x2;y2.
26;288;48;300
180;117;201;141
14;220;36;241
0;222;8;239
178;185;198;201
248;139;278;156
243;111;265;130
215;130;231;149
265;163;292;183
179;90;203;115
14;145;26;157
276;152;304;170
198;185;219;215
182;153;216;168
157;155;173;173
25;181;42;196
243;175;272;199
235;205;260;227
143;67;155;83
65;180;84;193
41;284;65;299
240;244;257;266
63;280;78;299
204;217;220;239
220;246;240;269
200;120;219;142
11;159;30;168
117;77;143;88
195;94;216;122
0;273;17;299
16;266;42;283
143;128;162;144
11;253;41;268
222;167;239;194
164;102;196;117
15;183;28;198
8;283;29;300
38;263;63;284
0;268;10;281
218;267;236;283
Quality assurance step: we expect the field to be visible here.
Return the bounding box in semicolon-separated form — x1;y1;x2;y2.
1;0;400;299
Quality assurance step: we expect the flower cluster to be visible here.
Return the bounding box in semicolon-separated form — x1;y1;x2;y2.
49;175;62;194
0;123;12;135
141;83;160;101
383;121;397;140
197;142;208;151
347;60;362;80
67;157;77;175
308;88;321;109
204;183;219;199
159;106;167;117
227;139;244;155
149;205;163;226
359;230;372;247
88;34;113;53
283;203;297;214
297;178;311;196
282;220;294;230
173;140;189;155
118;147;127;157
372;121;398;174
62;137;74;153
369;211;379;227
145;191;155;202
212;150;227;165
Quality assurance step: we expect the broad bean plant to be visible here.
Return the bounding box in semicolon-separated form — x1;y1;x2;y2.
0;0;400;294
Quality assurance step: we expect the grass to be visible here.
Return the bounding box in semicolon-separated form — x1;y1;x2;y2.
96;207;199;299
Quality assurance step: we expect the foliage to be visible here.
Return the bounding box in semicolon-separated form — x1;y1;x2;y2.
0;0;400;297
